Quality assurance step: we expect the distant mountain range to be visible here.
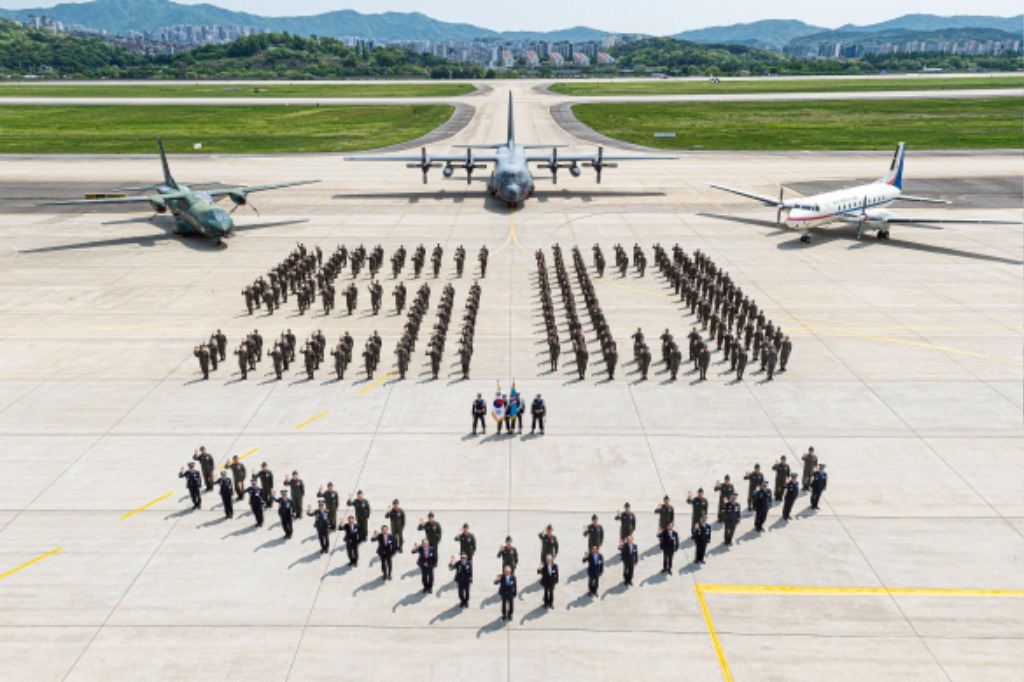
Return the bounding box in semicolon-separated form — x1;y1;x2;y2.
673;15;1022;51
0;0;1019;50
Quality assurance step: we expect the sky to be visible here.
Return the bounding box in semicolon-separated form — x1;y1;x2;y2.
1;0;1021;34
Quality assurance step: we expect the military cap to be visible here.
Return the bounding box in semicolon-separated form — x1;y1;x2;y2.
261;461;267;467
754;463;761;468
505;535;512;541
392;498;399;504
187;462;195;468
462;523;469;529
591;514;598;521
624;502;631;508
546;524;553;530
428;512;435;518
819;463;826;469
808;446;815;452
780;455;787;460
460;552;467;558
318;500;325;506
663;495;670;501
357;489;363;494
327;482;334;487
697;487;704;493
220;471;227;477
724;475;730;480
292;470;298;475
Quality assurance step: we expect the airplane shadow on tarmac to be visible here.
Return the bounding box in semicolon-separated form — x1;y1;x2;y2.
18;218;310;254
699;212;1023;266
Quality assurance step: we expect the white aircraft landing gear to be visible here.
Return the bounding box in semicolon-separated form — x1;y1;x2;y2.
877;230;890;240
799;231;810;243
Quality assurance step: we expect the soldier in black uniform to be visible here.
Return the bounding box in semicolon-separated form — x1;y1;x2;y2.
272;490;295;539
449;552;473;608
179;462;202;510
618;535;639;586
288;471;304;518
692;516;712;564
418;512;443;566
722;494;741;545
412;539;436;593
782;473;800;520
713;475;734;524
341;515;360;565
582;546;604;597
471;393;487;434
744;464;764;511
317;482;339;530
370;525;396;581
530;394;546;435
657;523;679;574
772;456;790;501
245;478;265;527
194;344;210;380
215;471;234;518
810;464;828;510
346;491;371;543
310;501;331;554
753;482;772;532
538;554;559;608
614;503;637;542
385;499;406;552
192;446;215;491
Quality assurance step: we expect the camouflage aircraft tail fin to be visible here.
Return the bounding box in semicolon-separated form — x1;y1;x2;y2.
156;137;178;190
506;92;515;148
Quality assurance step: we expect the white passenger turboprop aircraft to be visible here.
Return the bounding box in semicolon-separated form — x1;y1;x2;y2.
708;143;1018;243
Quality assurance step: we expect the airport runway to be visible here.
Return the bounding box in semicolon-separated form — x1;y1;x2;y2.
0;82;1021;681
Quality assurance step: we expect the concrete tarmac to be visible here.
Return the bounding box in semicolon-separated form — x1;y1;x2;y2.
0;82;1021;681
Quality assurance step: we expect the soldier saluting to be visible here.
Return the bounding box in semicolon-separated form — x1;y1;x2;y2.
743;464;764;512
346;490;371;543
801;447;818;491
317;482;339;530
178;462;202;510
192;446;215;491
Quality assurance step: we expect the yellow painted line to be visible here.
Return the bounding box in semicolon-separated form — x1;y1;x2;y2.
510;207;532;257
0;547;61;581
695;585;732;682
700;584;1024;598
357;371;397;396
120;492;173;520
295;411;329;430
218;447;260;470
492;211;514;255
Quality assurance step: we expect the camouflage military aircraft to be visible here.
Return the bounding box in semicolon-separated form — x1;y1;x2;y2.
39;138;319;246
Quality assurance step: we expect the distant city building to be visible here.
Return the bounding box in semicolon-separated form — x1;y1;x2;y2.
596;52;615;65
524;50;540;68
549;52;565;67
572;52;590;66
500;50;514;68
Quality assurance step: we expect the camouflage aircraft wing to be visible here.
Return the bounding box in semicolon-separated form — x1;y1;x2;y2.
206;179;320;196
345;154;499;163
526;152;677;163
36;192;185;206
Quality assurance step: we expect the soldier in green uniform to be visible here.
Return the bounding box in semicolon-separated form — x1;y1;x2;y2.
538;524;559;563
655;495;675;531
613;503;637;541
771;456;791;501
192;446;215;491
497;536;519;574
226;454;247;501
743;464;764;512
384;499;406;552
582;514;604;551
418;512;443;566
686;489;709;528
455;523;477;561
256;462;274;509
317;482;340;530
801;447;818;491
287;471;304;518
346;490;371;543
712;476;735;524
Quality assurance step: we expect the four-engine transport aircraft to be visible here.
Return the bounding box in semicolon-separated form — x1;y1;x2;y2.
39;138;319;246
345;93;676;207
708;143;1019;243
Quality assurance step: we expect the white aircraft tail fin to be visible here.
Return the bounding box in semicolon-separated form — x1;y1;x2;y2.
881;142;905;191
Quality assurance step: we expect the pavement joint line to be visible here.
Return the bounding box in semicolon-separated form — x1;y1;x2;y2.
0;547;61;581
294;411;329;430
356;372;396;396
120;491;172;520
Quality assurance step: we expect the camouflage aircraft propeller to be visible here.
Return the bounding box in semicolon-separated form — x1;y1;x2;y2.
346;93;675;208
38;138;319;246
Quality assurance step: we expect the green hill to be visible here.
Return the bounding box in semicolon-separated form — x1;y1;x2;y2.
673;20;823;51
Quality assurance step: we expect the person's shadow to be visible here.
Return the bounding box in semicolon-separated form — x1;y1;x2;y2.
352;577;387;597
565;592;595;611
600;582;630;600
476;618;506;638
287;551;322;568
391;590;429;613
428;603;462;624
518;604;548;625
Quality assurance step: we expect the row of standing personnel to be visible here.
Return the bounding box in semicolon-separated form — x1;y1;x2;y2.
180;447;827;606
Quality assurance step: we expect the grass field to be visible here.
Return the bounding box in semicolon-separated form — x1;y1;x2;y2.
571;98;1024;150
549;75;1023;96
0;82;475;98
0;105;454;153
